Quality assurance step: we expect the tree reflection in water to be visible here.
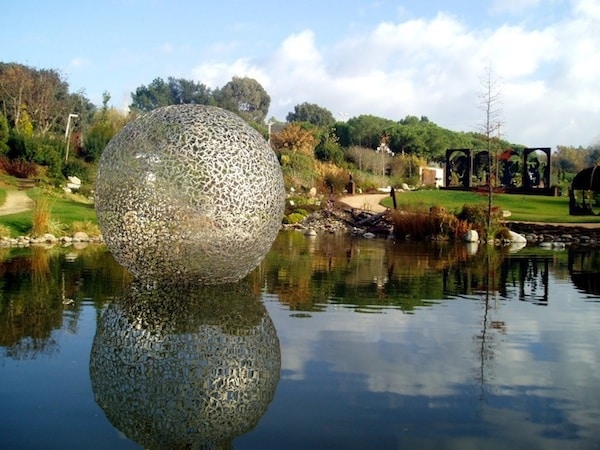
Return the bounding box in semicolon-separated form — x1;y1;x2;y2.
0;232;598;448
0;246;128;361
569;249;600;295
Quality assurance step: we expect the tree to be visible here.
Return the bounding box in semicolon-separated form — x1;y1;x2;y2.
286;102;335;128
270;123;316;155
0;63;32;129
215;76;270;124
0;63;94;135
129;77;214;112
28;68;72;135
478;64;503;239
315;131;344;165
587;145;600;167
346;115;395;149
389;153;426;184
0;112;9;154
345;146;385;174
552;145;587;179
399;115;421;126
82;93;129;162
168;77;213;106
333;121;351;147
129;77;173;112
17;104;33;137
385;123;427;156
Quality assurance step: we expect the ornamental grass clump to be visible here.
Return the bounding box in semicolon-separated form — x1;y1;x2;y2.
31;192;55;236
388;205;460;240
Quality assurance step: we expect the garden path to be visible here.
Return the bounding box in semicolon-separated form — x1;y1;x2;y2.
0;190;34;216
338;193;389;213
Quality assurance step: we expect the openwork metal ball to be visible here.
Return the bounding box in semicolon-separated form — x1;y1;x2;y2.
95;104;285;284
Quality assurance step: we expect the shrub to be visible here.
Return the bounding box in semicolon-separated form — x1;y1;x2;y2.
315;140;345;165
0;224;11;238
70;220;101;236
279;150;317;191
452;219;472;240
63;159;94;184
283;212;306;224
315;161;349;194
6;131;64;182
0;156;38;178
456;203;503;237
494;227;513;241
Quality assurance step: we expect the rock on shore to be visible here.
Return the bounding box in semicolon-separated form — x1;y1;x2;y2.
507;222;600;249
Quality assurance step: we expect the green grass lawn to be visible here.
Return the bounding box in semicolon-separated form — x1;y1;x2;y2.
0;188;98;237
381;189;600;224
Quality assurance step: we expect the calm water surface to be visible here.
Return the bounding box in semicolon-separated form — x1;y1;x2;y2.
0;232;599;449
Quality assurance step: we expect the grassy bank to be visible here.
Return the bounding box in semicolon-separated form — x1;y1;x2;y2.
381;189;600;224
0;188;98;237
0;185;597;239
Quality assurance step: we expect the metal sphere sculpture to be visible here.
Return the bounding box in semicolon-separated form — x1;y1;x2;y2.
89;281;281;449
95;104;285;284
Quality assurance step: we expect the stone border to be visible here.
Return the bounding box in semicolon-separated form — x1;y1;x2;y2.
0;232;103;248
506;222;600;249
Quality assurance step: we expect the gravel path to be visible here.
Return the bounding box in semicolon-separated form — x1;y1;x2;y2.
337;193;389;213
0;190;34;216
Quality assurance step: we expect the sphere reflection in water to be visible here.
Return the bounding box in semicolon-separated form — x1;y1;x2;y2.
89;281;281;449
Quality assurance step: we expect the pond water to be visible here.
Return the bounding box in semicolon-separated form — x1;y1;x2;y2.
0;231;599;449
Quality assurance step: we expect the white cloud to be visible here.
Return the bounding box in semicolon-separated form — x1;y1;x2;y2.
490;0;541;15
156;43;174;54
191;59;268;90
574;0;600;18
186;1;600;147
68;57;90;68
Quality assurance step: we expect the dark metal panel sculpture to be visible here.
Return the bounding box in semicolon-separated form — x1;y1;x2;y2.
94;105;285;284
445;149;472;188
498;148;521;188
569;166;600;215
445;146;553;196
523;147;551;189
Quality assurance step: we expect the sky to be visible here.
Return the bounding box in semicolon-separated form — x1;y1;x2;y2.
3;0;600;147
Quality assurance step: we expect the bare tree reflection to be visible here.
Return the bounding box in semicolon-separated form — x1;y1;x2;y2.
474;248;504;405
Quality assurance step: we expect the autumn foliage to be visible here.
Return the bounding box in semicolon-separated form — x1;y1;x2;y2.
270;123;315;155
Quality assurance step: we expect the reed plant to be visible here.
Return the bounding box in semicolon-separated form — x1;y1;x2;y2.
388;206;458;240
388;202;508;241
31;189;55;236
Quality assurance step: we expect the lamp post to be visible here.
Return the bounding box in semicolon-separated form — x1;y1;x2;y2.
64;113;78;162
267;121;274;144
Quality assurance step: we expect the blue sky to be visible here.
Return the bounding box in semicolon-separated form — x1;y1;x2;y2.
3;0;599;147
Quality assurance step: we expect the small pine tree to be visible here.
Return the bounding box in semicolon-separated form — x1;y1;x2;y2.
0;113;9;154
17;104;34;137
